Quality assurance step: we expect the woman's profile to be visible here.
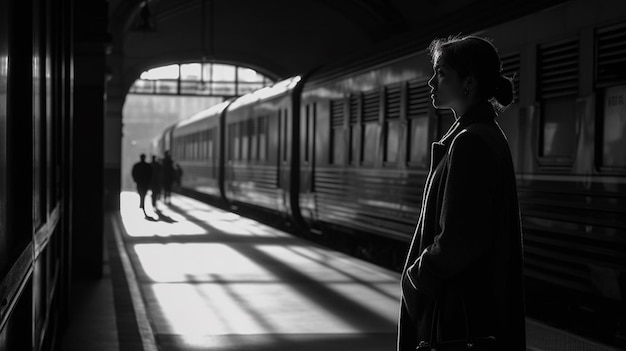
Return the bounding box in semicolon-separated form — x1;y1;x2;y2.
398;35;526;350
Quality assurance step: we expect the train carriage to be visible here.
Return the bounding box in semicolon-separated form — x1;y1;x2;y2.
299;53;449;240
171;100;230;198
223;76;304;217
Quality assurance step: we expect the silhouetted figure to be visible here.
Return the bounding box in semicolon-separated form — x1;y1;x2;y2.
131;154;152;218
161;150;175;204
398;36;525;351
150;156;162;207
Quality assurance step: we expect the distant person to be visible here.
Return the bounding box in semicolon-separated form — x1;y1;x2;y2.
398;36;526;350
131;154;152;218
161;150;175;204
150;155;162;207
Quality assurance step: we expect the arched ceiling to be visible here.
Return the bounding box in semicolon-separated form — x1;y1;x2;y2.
106;0;564;94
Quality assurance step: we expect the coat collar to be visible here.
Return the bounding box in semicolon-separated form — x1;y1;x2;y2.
437;101;496;146
430;101;496;168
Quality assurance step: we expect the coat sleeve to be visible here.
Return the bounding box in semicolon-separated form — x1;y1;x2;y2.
407;131;497;298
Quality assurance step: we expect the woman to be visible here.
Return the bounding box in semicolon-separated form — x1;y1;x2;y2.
398;36;526;350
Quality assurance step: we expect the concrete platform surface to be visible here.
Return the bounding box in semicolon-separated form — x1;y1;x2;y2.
118;191;400;350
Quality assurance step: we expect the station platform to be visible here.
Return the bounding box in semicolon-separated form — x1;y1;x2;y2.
61;192;623;351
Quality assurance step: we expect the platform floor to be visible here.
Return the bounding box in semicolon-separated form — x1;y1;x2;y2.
61;192;624;351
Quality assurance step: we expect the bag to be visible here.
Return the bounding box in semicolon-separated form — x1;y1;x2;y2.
415;298;496;350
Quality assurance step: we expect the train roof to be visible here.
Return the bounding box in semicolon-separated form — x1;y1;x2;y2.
228;76;302;110
175;99;232;129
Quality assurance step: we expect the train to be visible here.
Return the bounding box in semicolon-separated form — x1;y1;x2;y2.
158;0;626;345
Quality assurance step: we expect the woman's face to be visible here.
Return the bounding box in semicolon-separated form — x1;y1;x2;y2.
428;57;465;111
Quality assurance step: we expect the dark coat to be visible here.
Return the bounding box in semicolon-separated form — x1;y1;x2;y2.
398;101;526;350
132;160;152;191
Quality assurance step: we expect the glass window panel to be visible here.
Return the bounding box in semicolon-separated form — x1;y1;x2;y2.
179;81;199;95
213;64;236;81
259;117;267;161
542;96;576;157
238;67;264;82
362;122;379;164
212;82;236;96
180;63;201;81
141;64;179;80
350;126;359;164
208;140;214;161
242;122;249;161
156;80;177;94
410;117;429;166
186;139;191;160
602;86;626;167
331;127;344;165
131;63;274;96
202;63;212;82
229;125;236;160
238;82;264;95
259;134;267;161
131;80;155;93
250;119;258;160
234;136;240;160
251;134;258;160
386;121;400;163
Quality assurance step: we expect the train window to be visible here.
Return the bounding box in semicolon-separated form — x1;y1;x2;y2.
205;130;211;160
537;38;578;161
385;120;400;163
348;95;359;164
349;126;359;164
600;85;626;168
208;137;213;161
196;133;202;160
229;123;239;161
407;79;431;167
304;105;310;163
362;90;380;123
384;84;401;165
258;116;267;161
197;132;206;160
191;134;196;160
409;117;429;166
250;119;258;161
178;138;184;160
241;121;249;161
329;99;345;165
362;122;379;164
596;23;626;88
186;136;192;160
362;90;380;165
331;129;345;165
282;109;289;162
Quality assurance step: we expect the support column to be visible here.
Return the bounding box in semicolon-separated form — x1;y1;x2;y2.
71;0;108;279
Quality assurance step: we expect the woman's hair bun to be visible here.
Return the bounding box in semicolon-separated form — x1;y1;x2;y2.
493;75;514;108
